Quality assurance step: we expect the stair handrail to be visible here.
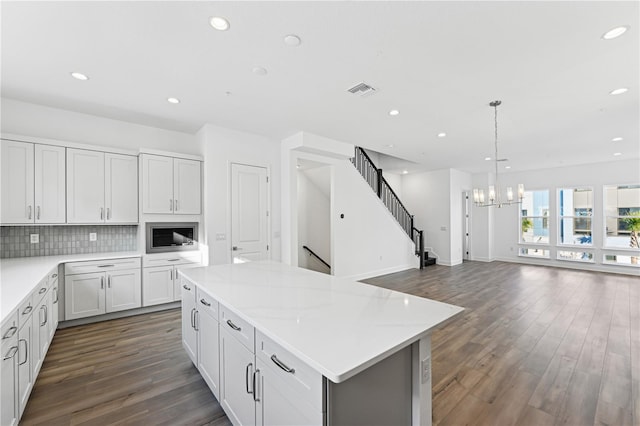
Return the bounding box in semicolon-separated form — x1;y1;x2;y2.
302;245;331;270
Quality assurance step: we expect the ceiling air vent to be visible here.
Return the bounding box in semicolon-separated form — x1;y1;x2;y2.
347;82;376;97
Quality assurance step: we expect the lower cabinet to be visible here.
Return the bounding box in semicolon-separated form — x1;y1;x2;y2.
1;314;19;426
17;315;33;416
65;258;142;320
181;282;198;363
144;262;201;307
220;326;257;426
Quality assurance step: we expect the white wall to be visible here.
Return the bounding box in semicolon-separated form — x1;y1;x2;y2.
383;172;403;199
199;124;281;266
297;167;331;273
1;98;199;154
332;160;418;279
490;159;639;274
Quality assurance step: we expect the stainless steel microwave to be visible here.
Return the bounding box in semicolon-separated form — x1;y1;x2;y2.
146;222;198;254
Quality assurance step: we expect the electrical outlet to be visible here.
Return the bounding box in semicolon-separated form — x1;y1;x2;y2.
421;357;431;384
89;233;97;241
30;234;39;244
215;233;226;241
440;226;447;231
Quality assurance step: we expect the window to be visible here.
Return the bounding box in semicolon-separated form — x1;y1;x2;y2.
558;188;592;245
604;184;640;249
557;250;594;262
603;253;640;266
519;247;550;258
520;190;549;244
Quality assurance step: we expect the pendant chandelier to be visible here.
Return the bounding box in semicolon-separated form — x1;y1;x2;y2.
473;100;524;207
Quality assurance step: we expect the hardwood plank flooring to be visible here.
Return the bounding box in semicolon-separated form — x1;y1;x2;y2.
21;261;638;425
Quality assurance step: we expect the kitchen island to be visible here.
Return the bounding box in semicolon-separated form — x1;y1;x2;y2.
179;261;463;426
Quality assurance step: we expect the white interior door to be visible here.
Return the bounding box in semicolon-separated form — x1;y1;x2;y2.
231;164;269;263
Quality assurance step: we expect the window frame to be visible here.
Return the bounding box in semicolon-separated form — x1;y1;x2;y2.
557;186;594;247
603;183;640;251
519;188;550;246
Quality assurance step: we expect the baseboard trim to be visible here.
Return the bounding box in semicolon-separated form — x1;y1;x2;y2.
494;256;639;276
59;302;181;328
341;264;416;281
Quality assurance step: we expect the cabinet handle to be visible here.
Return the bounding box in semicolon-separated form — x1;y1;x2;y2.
169;199;173;211
39;287;47;294
106;207;110;220
253;370;260;402
100;207;104;220
51;273;58;279
182;284;191;291
167;258;180;262
3;346;18;361
40;306;46;326
53;288;58;304
246;363;254;395
190;308;195;329
200;298;211;307
37;206;41;220
28;205;32;220
194;310;199;331
2;326;17;340
271;354;295;374
22;305;33;315
44;305;48;325
101;276;105;290
169;269;173;281
97;264;115;268
107;275;111;288
175;199;179;211
18;339;28;366
226;319;241;332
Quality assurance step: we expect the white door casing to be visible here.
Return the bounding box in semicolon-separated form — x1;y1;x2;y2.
231;163;269;263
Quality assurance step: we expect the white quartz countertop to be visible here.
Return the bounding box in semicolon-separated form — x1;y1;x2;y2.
180;261;464;383
1;251;142;322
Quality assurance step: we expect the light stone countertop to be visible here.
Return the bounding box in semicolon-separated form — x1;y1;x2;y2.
180;261;464;383
1;251;142;323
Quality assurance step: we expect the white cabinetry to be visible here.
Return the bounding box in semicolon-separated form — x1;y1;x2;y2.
142;154;201;214
1;140;65;224
142;253;201;306
1;314;19;426
67;148;138;224
65;258;142;320
181;282;198;363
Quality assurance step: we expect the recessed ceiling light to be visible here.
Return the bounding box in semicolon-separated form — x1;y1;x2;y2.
612;137;623;142
283;34;301;46
484;157;491;161
613;152;622;156
70;72;89;81
389;110;400;116
167;97;180;104
252;67;268;76
386;144;395;148
505;166;512;169
610;87;628;95
209;16;230;31
602;26;629;40
437;132;446;138
402;170;408;175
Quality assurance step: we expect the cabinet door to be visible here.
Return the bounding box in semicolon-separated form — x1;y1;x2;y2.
1;140;34;224
67;148;105;223
1;339;19;426
37;290;53;363
105;153;138;223
198;307;220;399
174;158;201;214
142;266;174;306
106;269;142;313
65;272;106;320
34;144;66;223
50;280;59;334
220;327;256;426
17;321;32;417
181;281;198;365
142;154;173;214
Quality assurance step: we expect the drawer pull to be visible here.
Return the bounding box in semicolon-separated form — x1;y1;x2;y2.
182;284;191;291
18;339;28;366
167;258;180;262
39;288;47;294
246;363;253;394
200;298;211;307
253;369;260;402
22;305;33;315
226;319;241;332
271;354;295;374
97;264;115;268
51;273;58;279
2;326;17;340
3;346;18;361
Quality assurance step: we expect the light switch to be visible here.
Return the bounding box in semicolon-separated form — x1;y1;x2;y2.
216;233;226;241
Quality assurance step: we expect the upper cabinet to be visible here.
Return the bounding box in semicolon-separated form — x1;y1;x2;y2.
1;140;65;224
67;148;138;224
142;154;201;215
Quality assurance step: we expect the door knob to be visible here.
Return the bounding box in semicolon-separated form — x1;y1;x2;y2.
232;246;239;251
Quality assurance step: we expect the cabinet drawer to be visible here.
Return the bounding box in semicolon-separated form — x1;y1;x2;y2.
65;257;141;275
256;330;323;411
143;252;201;268
1;312;18;342
48;267;59;284
17;294;34;328
220;305;254;353
32;277;50;305
196;289;218;321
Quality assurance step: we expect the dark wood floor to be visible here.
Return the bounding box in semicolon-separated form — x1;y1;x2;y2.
21;261;638;425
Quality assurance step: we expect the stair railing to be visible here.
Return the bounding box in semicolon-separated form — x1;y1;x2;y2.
351;147;426;269
302;245;331;270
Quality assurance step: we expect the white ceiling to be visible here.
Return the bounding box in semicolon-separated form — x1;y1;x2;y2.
1;1;638;174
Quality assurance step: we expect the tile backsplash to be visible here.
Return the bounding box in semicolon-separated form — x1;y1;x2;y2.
0;225;138;259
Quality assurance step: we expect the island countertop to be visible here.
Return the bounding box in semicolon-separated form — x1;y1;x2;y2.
179;261;464;383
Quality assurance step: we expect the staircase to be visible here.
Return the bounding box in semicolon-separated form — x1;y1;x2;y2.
351;147;433;269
